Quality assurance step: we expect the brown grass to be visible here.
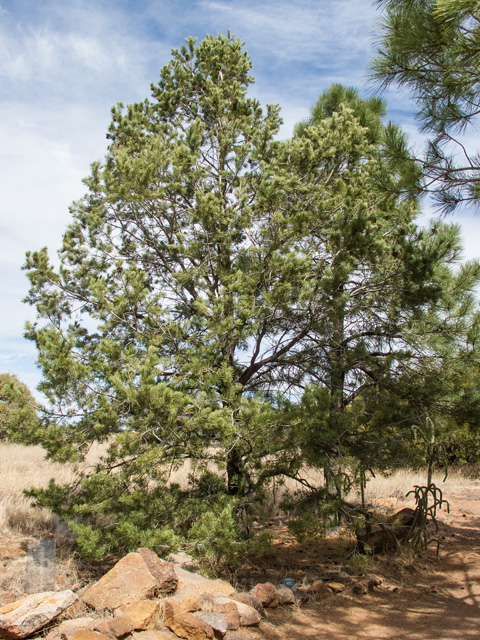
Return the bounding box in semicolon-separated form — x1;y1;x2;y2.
1;441;471;538
0;442;108;537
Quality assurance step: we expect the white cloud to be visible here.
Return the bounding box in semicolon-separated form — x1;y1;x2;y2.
200;0;378;65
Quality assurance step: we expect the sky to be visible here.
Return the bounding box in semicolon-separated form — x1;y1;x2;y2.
1;0;479;395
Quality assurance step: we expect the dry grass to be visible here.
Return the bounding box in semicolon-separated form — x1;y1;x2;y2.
0;442;107;537
1;441;472;539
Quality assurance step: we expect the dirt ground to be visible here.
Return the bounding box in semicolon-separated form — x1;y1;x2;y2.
240;485;480;640
2;480;480;639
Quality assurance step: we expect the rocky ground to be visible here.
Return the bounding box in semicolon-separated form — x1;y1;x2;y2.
1;482;480;640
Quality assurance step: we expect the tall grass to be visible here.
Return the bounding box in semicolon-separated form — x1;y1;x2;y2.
0;442;474;538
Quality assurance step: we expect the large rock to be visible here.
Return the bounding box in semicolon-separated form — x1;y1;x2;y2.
0;591;78;639
165;612;214;640
174;567;235;598
197;613;229;637
276;585;295;605
212;599;261;627
249;584;278;608
208;602;239;631
232;595;264;618
62;632;107;640
115;600;161;630
164;587;203;622
136;549;178;595
131;632;176;640
82;553;157;612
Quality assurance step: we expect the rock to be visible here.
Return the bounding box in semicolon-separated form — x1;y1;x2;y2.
224;633;254;640
115;600;161;630
136;549;178;595
249;583;278;608
82;553;157;612
131;632;176;640
165;552;195;568
174;567;235;598
326;582;345;593
350;582;366;596
209;602;239;631
44;617;96;640
212;599;261;627
104;615;135;638
164;587;203;622
62;632;107;640
197;613;229;636
232;594;264;617
165;612;214;640
275;585;295;605
64;632;107;640
0;590;78;640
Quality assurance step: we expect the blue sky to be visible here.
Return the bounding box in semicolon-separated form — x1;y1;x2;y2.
1;0;479;395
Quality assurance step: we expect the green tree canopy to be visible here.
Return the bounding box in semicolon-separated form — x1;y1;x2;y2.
371;0;480;213
20;35;480;559
0;373;39;441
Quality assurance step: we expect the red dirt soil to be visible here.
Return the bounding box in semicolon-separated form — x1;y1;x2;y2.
242;490;480;640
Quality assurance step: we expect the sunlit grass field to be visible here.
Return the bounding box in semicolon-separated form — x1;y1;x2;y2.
0;441;474;539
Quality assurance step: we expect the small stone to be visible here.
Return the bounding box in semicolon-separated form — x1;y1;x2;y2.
82;553;157;612
136;549;178;595
249;583;278;608
350;582;366;596
0;590;78;639
366;574;383;586
275;585;295;605
326;582;345;594
165;612;214;640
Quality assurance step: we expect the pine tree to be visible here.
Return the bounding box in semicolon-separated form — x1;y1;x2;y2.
371;0;480;213
20;36;480;559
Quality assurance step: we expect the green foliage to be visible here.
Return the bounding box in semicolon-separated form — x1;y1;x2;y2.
16;35;480;560
371;0;480;212
0;373;39;441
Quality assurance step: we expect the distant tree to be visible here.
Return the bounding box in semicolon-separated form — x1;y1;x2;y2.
371;0;480;213
0;373;39;441
19;36;480;560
